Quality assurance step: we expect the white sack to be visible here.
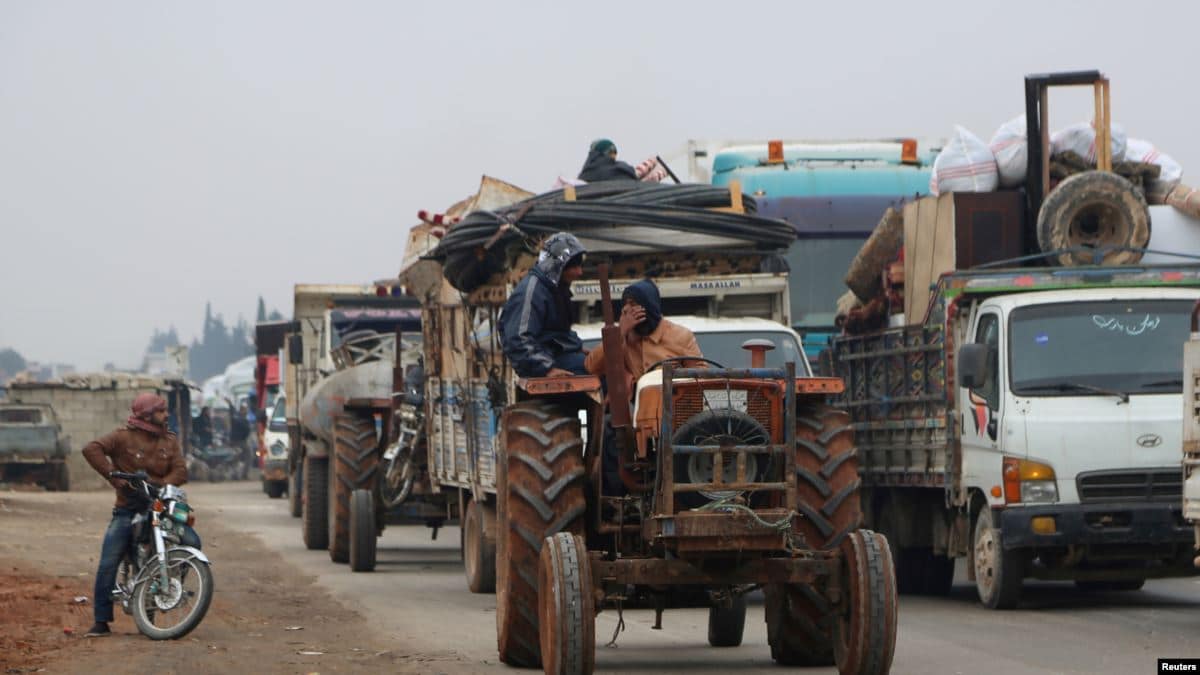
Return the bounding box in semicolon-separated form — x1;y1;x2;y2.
930;125;998;195
989;114;1028;188
1050;120;1127;164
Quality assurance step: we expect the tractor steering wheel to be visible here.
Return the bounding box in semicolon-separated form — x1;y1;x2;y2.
644;356;724;374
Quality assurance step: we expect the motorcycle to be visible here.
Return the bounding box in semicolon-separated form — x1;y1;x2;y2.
110;471;214;640
188;438;246;483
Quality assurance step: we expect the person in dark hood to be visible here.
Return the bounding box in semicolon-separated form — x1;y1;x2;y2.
577;138;639;182
585;279;702;496
81;393;199;638
500;232;589;377
585;278;702;387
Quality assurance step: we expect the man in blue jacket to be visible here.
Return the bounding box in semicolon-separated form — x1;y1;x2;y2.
500;233;588;377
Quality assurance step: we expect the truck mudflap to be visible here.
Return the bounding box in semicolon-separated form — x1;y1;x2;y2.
1000;502;1191;549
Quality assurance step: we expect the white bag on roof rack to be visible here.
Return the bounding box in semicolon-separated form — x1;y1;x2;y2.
1125;137;1183;185
930;126;998;195
1050;120;1127;164
989;114;1028;188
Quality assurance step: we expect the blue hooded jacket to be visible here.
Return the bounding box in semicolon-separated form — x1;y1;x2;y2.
499;235;586;377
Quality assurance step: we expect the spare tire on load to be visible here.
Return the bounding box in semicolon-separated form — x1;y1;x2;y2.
1037;170;1150;266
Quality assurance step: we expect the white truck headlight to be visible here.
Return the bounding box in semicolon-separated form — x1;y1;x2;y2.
1003;457;1058;504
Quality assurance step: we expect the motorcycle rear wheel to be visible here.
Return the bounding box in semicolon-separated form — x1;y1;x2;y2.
132;549;214;640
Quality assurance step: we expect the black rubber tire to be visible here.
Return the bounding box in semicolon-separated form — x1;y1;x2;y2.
834;530;898;675
47;462;69;492
496;402;587;668
537;532;594;675
288;461;303;518
464;498;497;594
130;550;214;641
707;594;747;648
330;411;379;564
764;583;835;666
794;404;861;550
266;481;285;499
349;488;377;572
302;454;329;551
1037;170;1150;266
972;509;1023;610
1075;579;1145;592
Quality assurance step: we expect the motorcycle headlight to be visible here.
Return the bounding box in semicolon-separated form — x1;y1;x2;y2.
169;501;191;524
269;441;287;457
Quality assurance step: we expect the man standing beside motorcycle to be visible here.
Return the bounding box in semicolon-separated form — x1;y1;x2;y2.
81;393;200;637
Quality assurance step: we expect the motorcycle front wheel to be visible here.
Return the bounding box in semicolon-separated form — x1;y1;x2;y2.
131;549;214;640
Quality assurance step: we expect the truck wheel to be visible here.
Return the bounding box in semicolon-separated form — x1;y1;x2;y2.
764;583;835;666
538;532;594;675
834;530;898;675
972;509;1023;609
288;462;303;517
330;411;379;564
794;404;861;550
707;594;747;647
1037;170;1150;266
464;498;497;593
266;481;285;499
349;488;377;572
496;402;586;668
302;454;329;550
47;462;69;492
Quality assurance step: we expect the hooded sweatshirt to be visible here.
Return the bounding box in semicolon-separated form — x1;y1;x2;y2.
578;147;638;182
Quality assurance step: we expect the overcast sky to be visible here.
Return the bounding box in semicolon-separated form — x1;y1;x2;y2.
2;1;1197;371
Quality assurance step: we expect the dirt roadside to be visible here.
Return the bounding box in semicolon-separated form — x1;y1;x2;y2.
0;486;442;675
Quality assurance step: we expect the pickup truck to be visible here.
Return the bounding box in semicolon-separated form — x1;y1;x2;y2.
0;402;70;491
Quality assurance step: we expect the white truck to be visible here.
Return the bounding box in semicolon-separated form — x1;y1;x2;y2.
833;263;1200;608
1180;302;1200;568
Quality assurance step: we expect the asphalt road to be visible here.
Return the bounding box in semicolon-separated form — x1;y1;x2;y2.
199;480;1200;675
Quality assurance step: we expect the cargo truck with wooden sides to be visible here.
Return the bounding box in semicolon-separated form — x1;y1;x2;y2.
830;71;1199;608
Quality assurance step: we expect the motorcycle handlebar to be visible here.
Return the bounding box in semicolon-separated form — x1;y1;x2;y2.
110;470;150;482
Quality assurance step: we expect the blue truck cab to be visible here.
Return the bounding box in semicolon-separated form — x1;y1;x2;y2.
707;140;939;362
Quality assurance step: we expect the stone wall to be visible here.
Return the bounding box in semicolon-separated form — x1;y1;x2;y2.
8;380;164;491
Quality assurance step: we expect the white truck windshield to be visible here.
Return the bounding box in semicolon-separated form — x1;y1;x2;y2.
1009;299;1192;396
584;331;810;375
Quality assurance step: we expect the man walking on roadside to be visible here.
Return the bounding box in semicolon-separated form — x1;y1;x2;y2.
81;393;198;637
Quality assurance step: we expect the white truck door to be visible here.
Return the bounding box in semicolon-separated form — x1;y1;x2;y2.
960;310;1004;493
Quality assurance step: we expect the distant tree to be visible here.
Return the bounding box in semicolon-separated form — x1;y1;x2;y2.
188;304;254;381
256;296;267;323
267;309;284;321
0;347;27;380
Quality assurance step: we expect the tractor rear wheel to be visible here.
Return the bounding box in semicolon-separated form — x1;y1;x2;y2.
330;411;379;564
464;498;497;593
301;453;328;550
496;402;587;668
538;532;594;675
764;582;836;666
834;530;898;675
794;404;861;550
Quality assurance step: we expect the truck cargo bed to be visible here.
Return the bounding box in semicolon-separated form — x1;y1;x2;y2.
833;323;950;486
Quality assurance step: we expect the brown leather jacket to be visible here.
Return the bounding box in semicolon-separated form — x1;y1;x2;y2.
83;427;188;508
